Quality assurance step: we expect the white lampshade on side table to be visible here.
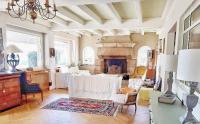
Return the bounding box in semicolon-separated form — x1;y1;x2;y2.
162;55;178;72
162;54;178;95
176;49;200;124
2;45;22;54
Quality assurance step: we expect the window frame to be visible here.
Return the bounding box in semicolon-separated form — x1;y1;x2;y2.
137;46;151;67
82;46;95;65
6;26;44;69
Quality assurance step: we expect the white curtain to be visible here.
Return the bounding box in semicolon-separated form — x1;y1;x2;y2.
71;39;79;66
54;36;71;66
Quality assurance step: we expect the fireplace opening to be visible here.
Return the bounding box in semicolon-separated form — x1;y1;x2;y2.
104;59;127;74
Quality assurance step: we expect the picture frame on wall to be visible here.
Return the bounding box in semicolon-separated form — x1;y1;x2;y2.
49;48;55;57
159;38;165;53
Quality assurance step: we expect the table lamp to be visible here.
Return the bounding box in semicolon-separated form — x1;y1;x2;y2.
2;45;22;72
162;54;178;95
177;49;200;124
158;54;178;104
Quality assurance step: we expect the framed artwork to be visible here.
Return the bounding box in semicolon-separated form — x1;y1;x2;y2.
49;48;55;57
159;38;165;53
0;28;4;70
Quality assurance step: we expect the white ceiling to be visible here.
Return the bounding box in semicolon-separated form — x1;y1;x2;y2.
0;0;173;36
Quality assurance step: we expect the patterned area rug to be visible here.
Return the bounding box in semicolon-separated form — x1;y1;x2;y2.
42;98;118;116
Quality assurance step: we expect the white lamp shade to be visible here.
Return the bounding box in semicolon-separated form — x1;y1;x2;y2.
2;45;22;54
177;49;200;82
162;54;178;72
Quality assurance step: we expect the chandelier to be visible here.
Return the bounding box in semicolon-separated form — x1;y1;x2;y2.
6;0;58;23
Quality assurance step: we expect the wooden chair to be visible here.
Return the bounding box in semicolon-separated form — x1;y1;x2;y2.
19;71;43;103
112;86;141;113
122;86;141;112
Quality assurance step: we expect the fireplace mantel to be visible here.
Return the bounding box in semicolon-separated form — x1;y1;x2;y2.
95;47;136;74
98;55;131;59
97;47;133;58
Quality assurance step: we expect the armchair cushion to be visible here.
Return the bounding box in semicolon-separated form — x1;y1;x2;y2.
24;84;41;93
118;87;136;94
130;66;147;78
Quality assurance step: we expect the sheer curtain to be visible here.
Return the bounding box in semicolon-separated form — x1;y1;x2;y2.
54;36;71;66
71;40;79;65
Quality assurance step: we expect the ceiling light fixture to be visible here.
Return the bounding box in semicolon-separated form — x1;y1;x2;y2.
6;0;58;23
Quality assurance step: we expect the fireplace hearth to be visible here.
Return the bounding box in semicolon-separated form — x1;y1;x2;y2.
104;58;127;74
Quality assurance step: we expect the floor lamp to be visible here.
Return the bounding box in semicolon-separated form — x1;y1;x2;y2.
177;49;200;124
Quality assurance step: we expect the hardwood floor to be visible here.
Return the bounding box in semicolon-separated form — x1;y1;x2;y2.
0;89;150;124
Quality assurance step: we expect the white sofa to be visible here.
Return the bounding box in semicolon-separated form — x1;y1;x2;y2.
68;74;122;100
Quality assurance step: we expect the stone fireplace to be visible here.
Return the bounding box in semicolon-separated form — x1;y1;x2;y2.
94;47;136;74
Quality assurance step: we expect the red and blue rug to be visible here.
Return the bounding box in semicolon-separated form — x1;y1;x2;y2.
42;98;118;116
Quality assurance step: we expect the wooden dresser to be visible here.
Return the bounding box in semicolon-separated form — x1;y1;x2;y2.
0;73;21;111
26;69;49;91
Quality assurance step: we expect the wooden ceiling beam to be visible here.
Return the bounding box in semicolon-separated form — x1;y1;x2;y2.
161;0;173;20
56;7;85;25
50;16;69;27
55;0;132;6
86;29;104;36
105;3;122;24
51;18;162;31
77;5;103;24
134;0;143;24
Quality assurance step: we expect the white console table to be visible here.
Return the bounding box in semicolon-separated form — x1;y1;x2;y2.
149;91;185;124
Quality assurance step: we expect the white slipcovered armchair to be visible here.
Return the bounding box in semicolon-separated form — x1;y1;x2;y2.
111;86;141;113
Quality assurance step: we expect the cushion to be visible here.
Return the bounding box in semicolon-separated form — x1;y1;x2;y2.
118;87;136;94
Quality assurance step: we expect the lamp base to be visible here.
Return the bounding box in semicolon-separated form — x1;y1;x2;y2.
10;67;17;72
179;114;199;124
164;71;174;96
7;53;20;72
158;94;176;104
179;82;199;124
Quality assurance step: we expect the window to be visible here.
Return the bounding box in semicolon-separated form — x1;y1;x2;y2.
6;29;43;68
183;5;200;49
137;46;151;66
191;5;200;25
184;15;190;30
82;47;95;65
189;23;200;49
181;5;200;93
55;40;70;66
